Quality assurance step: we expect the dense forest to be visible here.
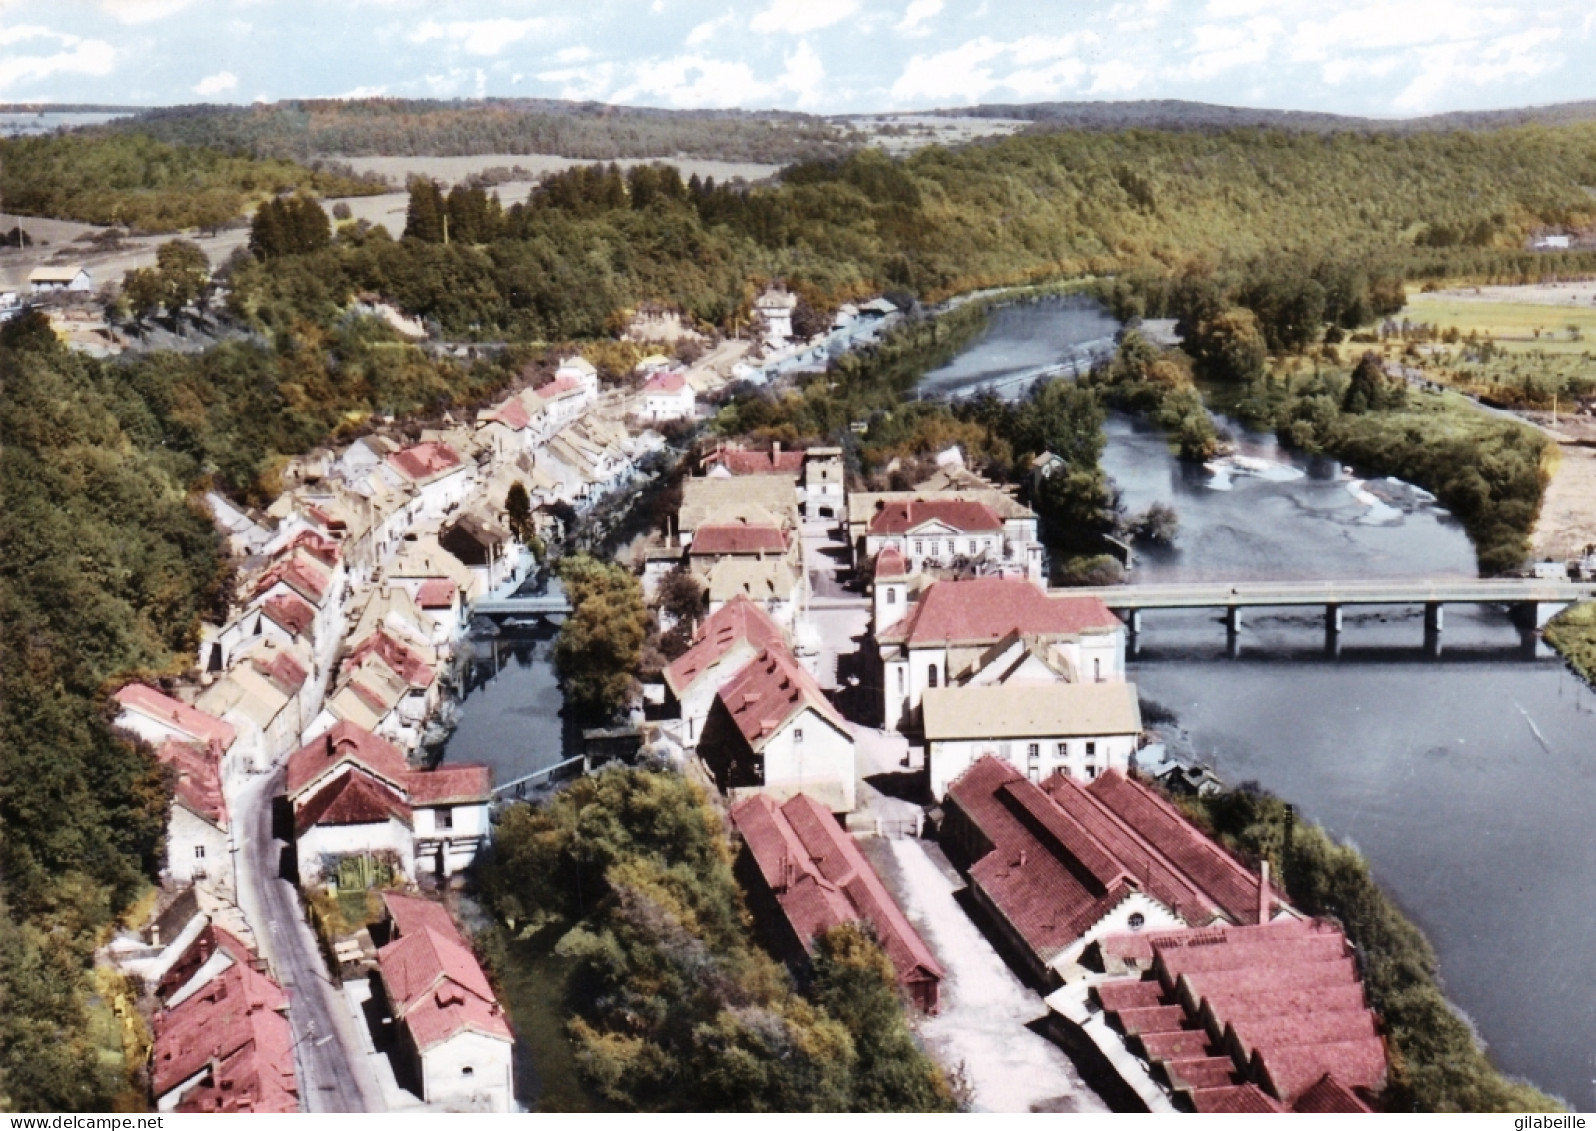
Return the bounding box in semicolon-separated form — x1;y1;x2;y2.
0;132;383;232
6;114;1596;1110
98;99;859;165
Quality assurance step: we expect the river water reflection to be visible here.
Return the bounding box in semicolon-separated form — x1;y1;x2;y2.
920;297;1596;1108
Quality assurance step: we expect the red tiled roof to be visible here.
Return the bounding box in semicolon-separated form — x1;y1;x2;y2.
536;374;583;402
294;770;411;836
173;1041;299;1114
415;578;456;609
261;592;317;638
1292;1074;1373;1114
250;551;332;606
286;721;410;799
874;546;908;578
275;527;342;567
945;760;1276;970
732;794;943;1001
156;740;227;830
484;394;532;431
663;595;785;698
1192;1085;1284;1113
388;441;464;484
407;763;491;805
344;629;435;689
151;962;295;1109
689;522;789;556
868;498;1003;536
643;370;687;394
709;449;806;476
713;647;849;755
157;923;257;1002
376;925;512;1052
1043;770;1269;927
115;684;237;749
383;892;461;940
880;578;1121;647
1094;921;1385;1111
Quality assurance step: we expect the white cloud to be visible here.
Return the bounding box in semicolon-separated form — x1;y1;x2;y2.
687;10;736;46
193;70;237;96
410;18;545;56
891;34;1102;105
1088;59;1146;94
896;0;942;35
749;0;858;36
0;26;115;90
336;84;389;99
101;0;195;23
1184;16;1282;80
779;39;825;107
1392;25;1563;113
612;54;769;108
555;45;592;64
536;60;617;101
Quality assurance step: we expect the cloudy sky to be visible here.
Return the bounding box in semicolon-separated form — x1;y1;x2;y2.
3;0;1594;118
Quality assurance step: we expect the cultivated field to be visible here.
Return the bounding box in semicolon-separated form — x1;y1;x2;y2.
844;114;1030;155
1404;285;1596;353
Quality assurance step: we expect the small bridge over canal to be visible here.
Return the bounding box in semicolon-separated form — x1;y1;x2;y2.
472;593;572;621
1064;578;1596;644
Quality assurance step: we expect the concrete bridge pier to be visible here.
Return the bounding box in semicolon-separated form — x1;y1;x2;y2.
1225;606;1243;636
1125;608;1142;636
1424;602;1444;637
1325;603;1343;634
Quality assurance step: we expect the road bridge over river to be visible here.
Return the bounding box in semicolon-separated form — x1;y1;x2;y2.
1064;577;1596;645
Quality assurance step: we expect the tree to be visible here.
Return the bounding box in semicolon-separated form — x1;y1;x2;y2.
405;177;445;243
155;239;210;312
1342;351;1407;414
505;481;534;543
120;267;166;323
554;555;648;720
1191;307;1269;383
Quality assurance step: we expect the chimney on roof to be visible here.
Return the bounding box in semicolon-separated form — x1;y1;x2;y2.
1258;860;1271;925
325;732;335;758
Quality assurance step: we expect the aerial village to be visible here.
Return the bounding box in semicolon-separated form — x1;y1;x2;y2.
97;282;1383;1115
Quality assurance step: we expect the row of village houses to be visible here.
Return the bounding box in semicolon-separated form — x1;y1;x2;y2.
632;441;1383;1112
103;351;698;1111
112;885;512;1112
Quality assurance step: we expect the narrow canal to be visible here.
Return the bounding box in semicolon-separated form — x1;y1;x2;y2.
919;295;1596;1109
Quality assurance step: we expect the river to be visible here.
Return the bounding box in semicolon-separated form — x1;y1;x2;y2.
919;295;1596;1109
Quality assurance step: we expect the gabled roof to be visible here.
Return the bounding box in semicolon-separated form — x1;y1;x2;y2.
705;448;806;476
115;684;237;749
880;578;1121;648
407;763;491;805
156;740;227;830
705;557;800;605
868;499;1004;536
713;647;849;755
286;721;410;800
30;265;89;282
663;595;786;698
480;394;531;432
376;926;512;1052
249;549;333;607
383;892;460;940
945;759;1272;965
689;522;789;557
294;770;412;836
732;793;943;990
241;636;311;697
260;591;316;639
343;628;435;690
923;682;1142;742
642;370;688;394
415;578;457;609
151;962;295;1109
387;441;464;485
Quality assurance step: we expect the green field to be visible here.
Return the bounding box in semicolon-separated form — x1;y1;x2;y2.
1402;293;1596;354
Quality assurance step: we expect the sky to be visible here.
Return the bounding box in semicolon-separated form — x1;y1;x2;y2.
2;0;1594;118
